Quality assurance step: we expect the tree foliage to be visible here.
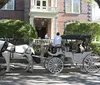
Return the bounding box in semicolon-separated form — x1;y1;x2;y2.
87;0;100;8
0;19;37;40
64;22;100;55
64;22;100;40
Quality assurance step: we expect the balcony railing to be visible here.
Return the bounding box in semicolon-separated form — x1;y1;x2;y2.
30;6;58;13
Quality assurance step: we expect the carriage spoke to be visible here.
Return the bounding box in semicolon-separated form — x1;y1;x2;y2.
47;57;63;74
83;53;100;73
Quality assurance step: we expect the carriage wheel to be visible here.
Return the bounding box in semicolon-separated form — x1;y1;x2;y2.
47;57;63;74
44;57;52;70
83;53;100;73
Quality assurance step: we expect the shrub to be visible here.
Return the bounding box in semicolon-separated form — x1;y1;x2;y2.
64;22;100;41
91;43;100;55
0;19;38;40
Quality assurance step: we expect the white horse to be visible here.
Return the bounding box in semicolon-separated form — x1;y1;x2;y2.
0;40;35;72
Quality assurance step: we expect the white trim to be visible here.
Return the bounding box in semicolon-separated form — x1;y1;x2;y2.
51;18;54;39
31;0;34;7
72;0;73;13
29;12;57;18
55;17;58;33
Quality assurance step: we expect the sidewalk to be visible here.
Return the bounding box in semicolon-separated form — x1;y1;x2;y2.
0;65;100;85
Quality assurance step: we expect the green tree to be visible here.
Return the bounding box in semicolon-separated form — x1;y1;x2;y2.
64;22;100;55
64;22;100;41
64;22;80;34
0;19;37;40
87;0;100;8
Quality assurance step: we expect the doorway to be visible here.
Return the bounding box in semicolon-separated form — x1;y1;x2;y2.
34;18;49;39
36;27;47;39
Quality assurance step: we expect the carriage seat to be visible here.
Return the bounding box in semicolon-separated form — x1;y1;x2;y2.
54;44;62;48
49;44;62;54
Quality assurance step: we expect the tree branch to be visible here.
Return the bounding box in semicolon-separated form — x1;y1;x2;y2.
0;0;9;8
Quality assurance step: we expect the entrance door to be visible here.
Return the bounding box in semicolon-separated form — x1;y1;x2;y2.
34;18;49;39
36;27;47;39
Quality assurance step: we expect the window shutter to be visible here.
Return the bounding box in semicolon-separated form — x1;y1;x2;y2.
64;0;67;13
80;0;82;13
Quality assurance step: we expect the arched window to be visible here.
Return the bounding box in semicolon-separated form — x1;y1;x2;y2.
64;20;79;29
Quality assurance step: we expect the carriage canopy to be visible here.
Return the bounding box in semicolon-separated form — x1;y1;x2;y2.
61;34;91;39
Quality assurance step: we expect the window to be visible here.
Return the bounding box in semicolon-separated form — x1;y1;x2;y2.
65;0;80;14
36;0;48;9
37;0;40;9
42;1;46;9
1;0;15;10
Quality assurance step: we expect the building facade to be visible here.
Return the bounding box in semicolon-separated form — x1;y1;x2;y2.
0;0;24;20
0;0;91;39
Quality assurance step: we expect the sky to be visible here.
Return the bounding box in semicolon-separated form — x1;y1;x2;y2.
92;1;100;21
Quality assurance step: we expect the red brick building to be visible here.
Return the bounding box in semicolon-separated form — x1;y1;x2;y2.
0;0;91;39
0;0;24;20
58;0;91;34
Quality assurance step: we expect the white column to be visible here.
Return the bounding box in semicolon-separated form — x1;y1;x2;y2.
51;0;54;7
55;17;58;33
51;18;55;39
30;17;34;27
31;0;34;8
47;20;51;36
55;0;57;7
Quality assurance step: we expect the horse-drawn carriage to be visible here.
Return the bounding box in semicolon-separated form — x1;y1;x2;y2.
43;34;100;74
0;35;100;74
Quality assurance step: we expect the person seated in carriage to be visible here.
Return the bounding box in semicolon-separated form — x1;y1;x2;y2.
77;43;85;53
49;32;62;53
77;40;87;53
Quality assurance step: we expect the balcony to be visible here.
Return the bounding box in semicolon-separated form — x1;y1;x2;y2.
30;6;58;13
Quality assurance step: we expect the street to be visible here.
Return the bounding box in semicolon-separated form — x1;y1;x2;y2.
0;65;100;85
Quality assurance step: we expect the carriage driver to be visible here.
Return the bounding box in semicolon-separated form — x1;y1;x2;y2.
52;32;62;47
49;32;62;53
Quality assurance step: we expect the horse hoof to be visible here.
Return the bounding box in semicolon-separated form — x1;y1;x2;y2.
5;70;9;72
25;69;30;72
26;70;33;73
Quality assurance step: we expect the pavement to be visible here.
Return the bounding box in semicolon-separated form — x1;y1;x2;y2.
0;65;100;85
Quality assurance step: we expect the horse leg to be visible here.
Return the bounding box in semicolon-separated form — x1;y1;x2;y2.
24;54;33;72
2;51;10;72
25;56;30;72
26;54;34;72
